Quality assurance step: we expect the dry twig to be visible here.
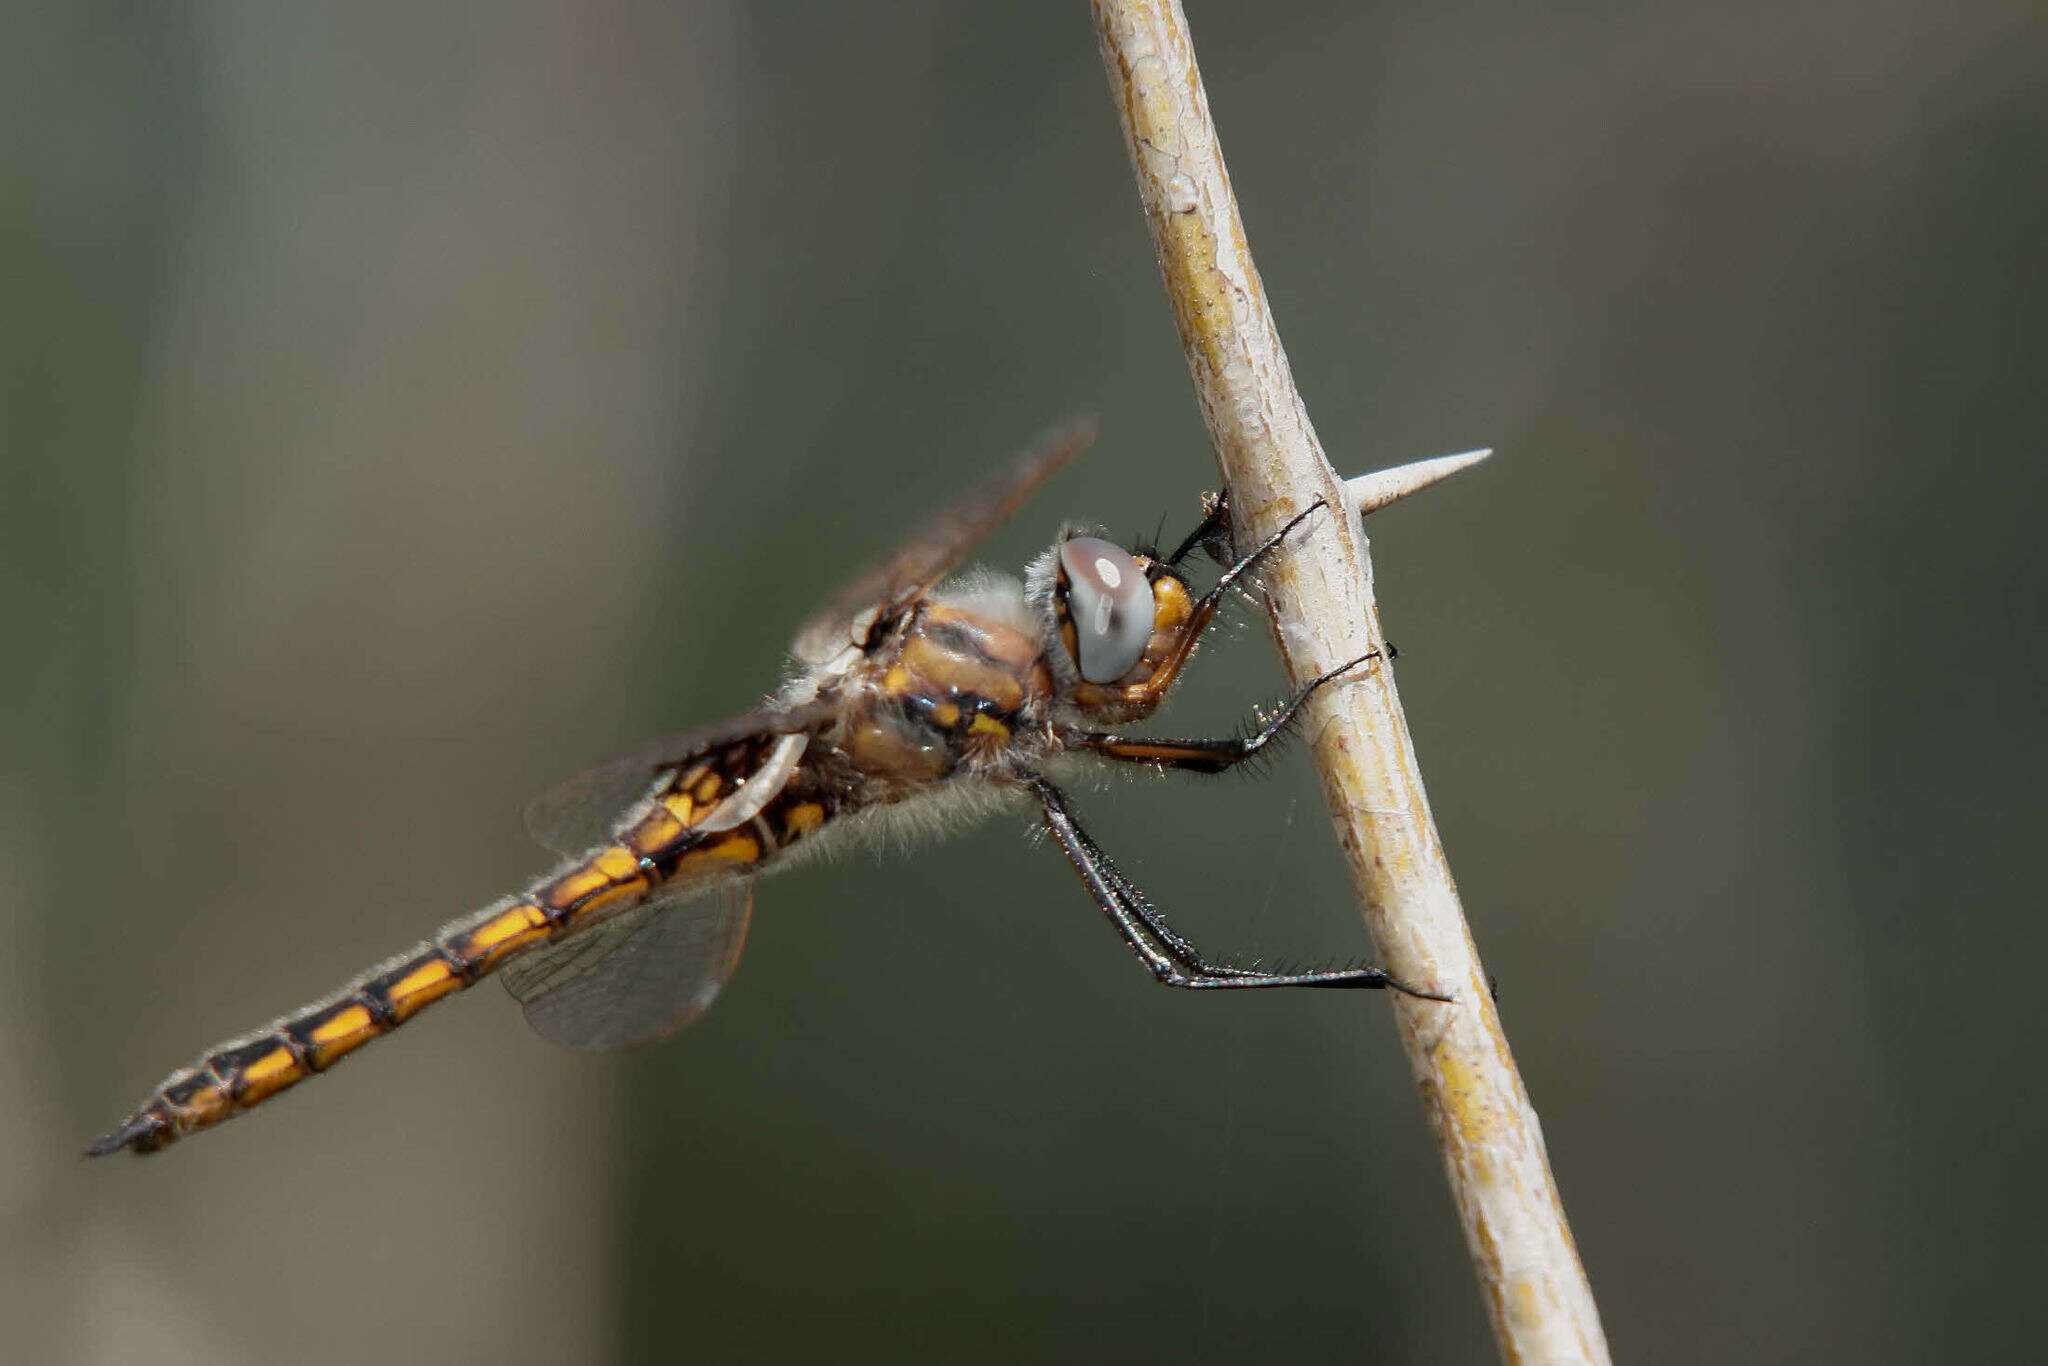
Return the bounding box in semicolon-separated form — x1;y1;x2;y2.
1090;4;1611;1361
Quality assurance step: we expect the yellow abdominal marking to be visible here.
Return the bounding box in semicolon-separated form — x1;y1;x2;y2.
235;1047;302;1103
306;1004;377;1068
560;879;646;929
309;1004;372;1045
678;831;760;870
541;864;610;910
784;802;825;835
385;959;458;1021
631;804;688;853
461;902;551;969
180;1085;230;1127
469;903;544;951
593;845;640;880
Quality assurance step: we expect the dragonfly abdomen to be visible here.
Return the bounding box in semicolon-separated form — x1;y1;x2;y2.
84;815;774;1156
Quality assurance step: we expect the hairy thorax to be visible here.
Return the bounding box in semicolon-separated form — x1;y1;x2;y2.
825;589;1056;801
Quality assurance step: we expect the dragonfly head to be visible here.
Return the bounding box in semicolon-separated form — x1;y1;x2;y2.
1038;533;1196;723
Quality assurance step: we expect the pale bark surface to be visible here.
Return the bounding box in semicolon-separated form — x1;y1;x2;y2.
1091;3;1612;1361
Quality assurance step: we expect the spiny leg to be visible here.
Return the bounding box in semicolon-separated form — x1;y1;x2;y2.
1026;774;1448;997
1058;791;1420;989
1070;651;1384;774
1120;499;1332;711
1049;781;1254;976
1165;490;1233;569
1204;497;1326;603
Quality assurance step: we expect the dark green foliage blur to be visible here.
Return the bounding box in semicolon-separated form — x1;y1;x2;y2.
6;3;2042;1362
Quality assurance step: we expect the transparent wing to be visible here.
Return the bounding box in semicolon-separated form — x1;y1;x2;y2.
525;420;1092;851
522;703;833;856
501;877;755;1052
523;767;671;861
790;418;1097;664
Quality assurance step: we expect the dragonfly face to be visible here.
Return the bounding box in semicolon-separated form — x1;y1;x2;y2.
89;422;1440;1158
1049;536;1198;719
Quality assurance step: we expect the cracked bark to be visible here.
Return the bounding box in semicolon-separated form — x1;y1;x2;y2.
1090;4;1612;1361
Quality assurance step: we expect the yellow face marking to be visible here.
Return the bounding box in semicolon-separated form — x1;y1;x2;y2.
1155;581;1196;638
385;959;459;1022
883;664;913;694
932;701;962;728
784;801;825;836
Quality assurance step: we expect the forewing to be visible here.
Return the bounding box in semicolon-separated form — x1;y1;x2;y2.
501;878;754;1052
791;418;1097;664
527;421;1092;849
523;702;833;855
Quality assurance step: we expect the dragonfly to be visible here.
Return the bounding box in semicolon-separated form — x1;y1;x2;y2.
89;421;1444;1157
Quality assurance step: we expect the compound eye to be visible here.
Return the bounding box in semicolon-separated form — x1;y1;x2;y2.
1058;537;1154;684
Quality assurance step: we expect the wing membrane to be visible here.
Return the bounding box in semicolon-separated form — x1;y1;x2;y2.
791;418;1096;664
526;419;1093;853
502;878;754;1052
523;702;834;855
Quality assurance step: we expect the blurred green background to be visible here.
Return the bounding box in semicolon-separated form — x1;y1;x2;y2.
5;2;2042;1362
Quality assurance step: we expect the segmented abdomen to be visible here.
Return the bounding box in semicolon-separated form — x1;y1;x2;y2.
86;750;819;1157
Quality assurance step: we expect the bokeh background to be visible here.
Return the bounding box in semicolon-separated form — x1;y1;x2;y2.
5;2;2042;1362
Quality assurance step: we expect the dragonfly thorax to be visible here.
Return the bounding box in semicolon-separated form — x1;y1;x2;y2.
825;591;1057;794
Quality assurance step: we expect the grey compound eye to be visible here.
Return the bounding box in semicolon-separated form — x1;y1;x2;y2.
1058;536;1154;684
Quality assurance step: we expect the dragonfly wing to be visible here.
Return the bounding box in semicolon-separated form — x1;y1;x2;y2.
791;418;1097;665
501;877;755;1052
521;765;670;861
523;702;835;855
527;420;1092;852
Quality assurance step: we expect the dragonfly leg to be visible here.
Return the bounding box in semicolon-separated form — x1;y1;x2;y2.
1115;500;1333;711
1165;489;1233;568
1025;775;1448;999
1069;651;1385;774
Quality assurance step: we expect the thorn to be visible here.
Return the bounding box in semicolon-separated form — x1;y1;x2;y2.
1344;448;1492;517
